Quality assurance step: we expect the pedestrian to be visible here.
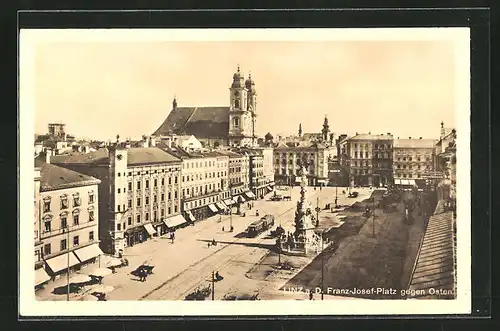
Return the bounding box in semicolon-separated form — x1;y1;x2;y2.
207;242;211;248
309;291;314;300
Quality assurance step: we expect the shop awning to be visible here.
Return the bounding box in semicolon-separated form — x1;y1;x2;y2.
237;195;246;203
73;243;104;263
187;211;196;222
164;214;188;228
266;186;273;192
208;204;218;213
45;252;80;274
244;191;256;199
224;199;234;206
144;223;157;236
295;178;302;183
35;268;50;286
216;202;227;210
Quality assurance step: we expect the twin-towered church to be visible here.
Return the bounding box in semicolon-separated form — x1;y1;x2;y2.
153;66;258;148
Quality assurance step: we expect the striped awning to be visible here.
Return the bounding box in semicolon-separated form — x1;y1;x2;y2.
237;195;245;203
187;211;196;222
224;199;234;206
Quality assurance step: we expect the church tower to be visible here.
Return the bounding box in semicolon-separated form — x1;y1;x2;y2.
246;72;258;146
228;65;253;147
322;115;330;142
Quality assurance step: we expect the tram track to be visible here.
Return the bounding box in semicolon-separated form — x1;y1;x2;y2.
141;191;320;300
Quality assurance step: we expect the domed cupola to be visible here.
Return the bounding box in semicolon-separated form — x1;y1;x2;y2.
231;65;244;88
245;72;256;93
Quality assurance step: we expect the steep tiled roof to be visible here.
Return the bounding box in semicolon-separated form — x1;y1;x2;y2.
408;211;456;299
153;106;230;139
35;159;101;191
50;147;180;166
394;139;436;149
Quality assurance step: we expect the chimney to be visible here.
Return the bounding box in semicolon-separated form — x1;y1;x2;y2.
419;137;422;139
387;132;391;136
150;137;156;147
45;149;52;164
409;137;411;139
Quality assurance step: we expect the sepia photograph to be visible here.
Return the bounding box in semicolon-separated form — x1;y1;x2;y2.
19;27;471;316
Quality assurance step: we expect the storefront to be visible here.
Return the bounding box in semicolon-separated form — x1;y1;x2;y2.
244;191;256;201
124;226;147;248
35;266;50;289
154;220;167;236
143;223;158;238
185;210;197;223
208;203;219;216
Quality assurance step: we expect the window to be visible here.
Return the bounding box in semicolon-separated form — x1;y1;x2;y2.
174;205;178;212
60;214;68;229
60;195;68;209
146;180;149;189
168;192;171;200
154;210;157;221
154;179;157;187
146;213;149;221
43;215;52;233
128;217;132;225
161;193;165;201
118;205;121;212
60;239;67;251
365;152;369;158
234;117;240;127
168;207;171;214
73;210;80;225
136;214;141;223
145;197;149;205
43;244;51;256
117;188;121;194
73;193;81;207
169;177;172;185
128;182;132;191
137;181;141;189
161;209;165;217
73;235;79;246
137;198;141;206
161;178;165;186
88;191;95;204
128;199;132;208
154;195;157;203
43;197;51;212
375;144;378;149
89;231;94;241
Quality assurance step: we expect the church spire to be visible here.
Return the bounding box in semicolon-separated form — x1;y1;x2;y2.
172;95;177;110
322;115;330;141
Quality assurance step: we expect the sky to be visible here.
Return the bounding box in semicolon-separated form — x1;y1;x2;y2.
32;35;460;141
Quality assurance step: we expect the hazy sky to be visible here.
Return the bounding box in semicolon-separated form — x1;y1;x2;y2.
34;39;458;141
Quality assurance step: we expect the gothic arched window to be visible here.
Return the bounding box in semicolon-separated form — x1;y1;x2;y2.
233;117;240;127
235;99;240;109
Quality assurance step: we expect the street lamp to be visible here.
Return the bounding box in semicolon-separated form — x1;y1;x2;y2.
321;230;325;300
211;271;215;301
315;197;321;227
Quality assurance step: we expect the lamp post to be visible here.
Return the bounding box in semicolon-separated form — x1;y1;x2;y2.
211;271;215;301
315;197;321;227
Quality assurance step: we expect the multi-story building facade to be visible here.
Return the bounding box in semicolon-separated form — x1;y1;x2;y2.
238;147;274;199
218;150;250;199
393;138;436;185
35;157;101;280
433;122;457;202
34;165;50;289
371;135;394;187
174;150;231;222
51;145;184;255
273;142;335;187
338;133;393;187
